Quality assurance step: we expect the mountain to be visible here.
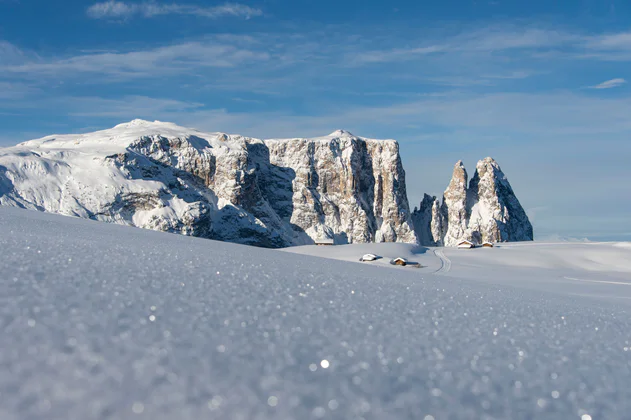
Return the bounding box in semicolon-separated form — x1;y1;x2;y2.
0;120;417;247
413;158;533;246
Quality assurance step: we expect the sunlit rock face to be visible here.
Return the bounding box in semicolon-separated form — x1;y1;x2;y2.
441;161;470;247
0;120;417;248
261;131;417;245
466;157;533;244
412;158;533;246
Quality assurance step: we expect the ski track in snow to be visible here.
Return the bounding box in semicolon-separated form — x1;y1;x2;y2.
563;276;631;286
433;249;452;274
1;208;631;420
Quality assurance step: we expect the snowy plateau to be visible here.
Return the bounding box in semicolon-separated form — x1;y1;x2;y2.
0;119;531;248
0;120;415;248
1;207;630;419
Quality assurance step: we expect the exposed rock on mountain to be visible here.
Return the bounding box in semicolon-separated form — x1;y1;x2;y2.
411;194;444;246
467;158;534;244
413;158;533;246
442;160;470;247
0;120;417;248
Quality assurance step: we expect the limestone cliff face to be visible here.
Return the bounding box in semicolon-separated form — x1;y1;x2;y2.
411;194;444;246
412;158;533;246
0;121;417;248
467;158;533;244
259;131;416;245
441;161;470;247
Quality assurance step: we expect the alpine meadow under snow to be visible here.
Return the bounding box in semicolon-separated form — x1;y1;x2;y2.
0;208;630;419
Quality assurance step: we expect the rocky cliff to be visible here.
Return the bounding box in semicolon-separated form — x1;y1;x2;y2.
413;158;533;246
0;120;417;247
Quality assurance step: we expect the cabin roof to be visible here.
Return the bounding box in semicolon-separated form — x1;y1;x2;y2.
315;238;335;244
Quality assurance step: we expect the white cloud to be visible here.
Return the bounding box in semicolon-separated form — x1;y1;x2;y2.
0;82;40;99
585;32;631;50
87;1;262;20
87;1;132;19
0;39;270;78
346;26;578;67
588;78;627;89
349;45;445;65
0;40;35;64
459;27;576;51
87;91;631;139
66;96;204;117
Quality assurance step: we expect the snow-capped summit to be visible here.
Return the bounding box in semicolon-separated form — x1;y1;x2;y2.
327;129;355;138
116;118;160;127
16;119;246;156
413;157;533;246
0;121;416;248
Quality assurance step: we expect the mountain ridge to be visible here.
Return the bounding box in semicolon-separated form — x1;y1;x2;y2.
0;120;417;248
0;120;533;248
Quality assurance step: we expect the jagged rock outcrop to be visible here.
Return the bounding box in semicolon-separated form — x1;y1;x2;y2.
467;157;533;244
411;194;444;246
441;160;470;247
412;158;533;246
0;120;417;248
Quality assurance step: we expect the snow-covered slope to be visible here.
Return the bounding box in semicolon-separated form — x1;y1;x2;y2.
1;207;630;419
286;240;631;305
413;158;533;246
0;120;416;248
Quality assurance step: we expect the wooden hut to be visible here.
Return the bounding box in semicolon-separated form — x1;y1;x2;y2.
457;240;475;249
391;257;408;266
482;242;494;248
315;238;335;246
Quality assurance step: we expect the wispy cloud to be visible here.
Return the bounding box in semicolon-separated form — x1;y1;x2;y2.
87;1;262;20
585;32;631;50
0;38;270;78
346;26;578;67
0;40;35;64
0;82;40;99
576;31;631;61
589;78;627;89
349;46;445;65
66;96;204;118
53;91;631;139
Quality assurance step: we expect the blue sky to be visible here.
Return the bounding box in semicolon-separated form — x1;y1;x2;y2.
1;0;631;240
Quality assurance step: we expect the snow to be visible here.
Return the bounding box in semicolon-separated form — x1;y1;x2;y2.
287;242;436;270
1;207;631;419
286;241;631;305
0;119;416;247
15;119;243;155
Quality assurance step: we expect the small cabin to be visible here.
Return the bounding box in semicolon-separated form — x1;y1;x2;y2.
360;253;379;262
391;257;408;266
482;242;494;248
457;240;475;249
315;238;335;246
